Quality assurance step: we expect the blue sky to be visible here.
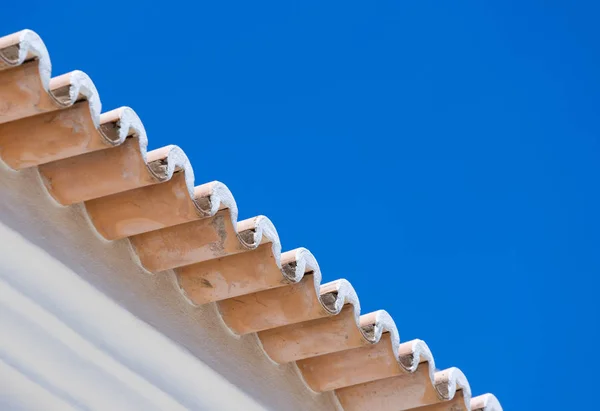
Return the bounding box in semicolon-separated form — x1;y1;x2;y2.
5;1;599;409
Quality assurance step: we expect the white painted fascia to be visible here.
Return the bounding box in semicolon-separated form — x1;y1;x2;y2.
0;221;269;411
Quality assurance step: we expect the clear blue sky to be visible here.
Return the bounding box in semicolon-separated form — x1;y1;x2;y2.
6;1;599;409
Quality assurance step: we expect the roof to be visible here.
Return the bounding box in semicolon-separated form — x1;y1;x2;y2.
0;29;502;411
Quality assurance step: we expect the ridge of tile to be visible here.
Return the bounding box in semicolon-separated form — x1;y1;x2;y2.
471;394;503;411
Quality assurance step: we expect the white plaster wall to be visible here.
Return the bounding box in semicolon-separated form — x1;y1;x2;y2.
0;162;340;411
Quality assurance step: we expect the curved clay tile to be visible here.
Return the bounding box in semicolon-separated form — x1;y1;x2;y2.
471;394;502;411
0;29;503;411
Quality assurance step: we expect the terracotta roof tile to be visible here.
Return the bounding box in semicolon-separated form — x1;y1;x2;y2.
0;29;502;411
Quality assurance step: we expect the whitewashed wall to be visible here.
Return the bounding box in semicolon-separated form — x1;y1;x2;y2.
0;165;339;410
